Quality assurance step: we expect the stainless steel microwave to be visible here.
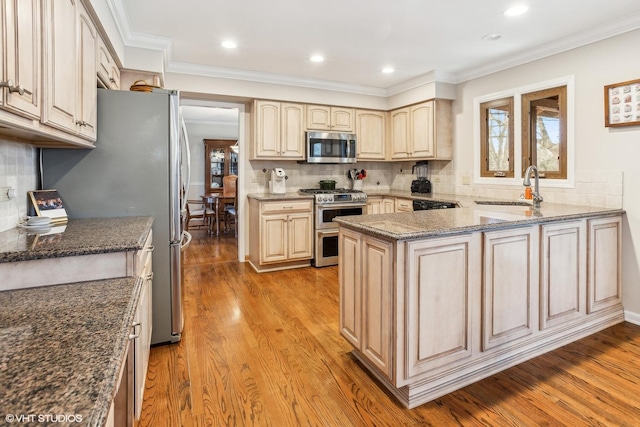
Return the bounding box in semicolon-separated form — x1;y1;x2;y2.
305;132;357;164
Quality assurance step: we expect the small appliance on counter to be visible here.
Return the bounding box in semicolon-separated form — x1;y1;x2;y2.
411;160;431;193
269;168;287;194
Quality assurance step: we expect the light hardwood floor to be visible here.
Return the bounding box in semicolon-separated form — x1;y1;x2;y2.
139;230;640;426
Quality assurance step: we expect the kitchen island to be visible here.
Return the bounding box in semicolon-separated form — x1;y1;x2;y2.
335;200;624;408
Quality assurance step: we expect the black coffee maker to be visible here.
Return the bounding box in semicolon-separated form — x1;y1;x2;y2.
411;160;432;193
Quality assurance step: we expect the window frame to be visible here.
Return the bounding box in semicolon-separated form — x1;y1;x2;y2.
480;97;514;178
473;76;574;188
521;86;567;180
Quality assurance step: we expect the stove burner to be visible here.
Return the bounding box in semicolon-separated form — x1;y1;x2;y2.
298;188;364;194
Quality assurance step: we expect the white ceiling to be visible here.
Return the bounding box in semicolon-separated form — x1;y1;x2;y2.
115;0;640;95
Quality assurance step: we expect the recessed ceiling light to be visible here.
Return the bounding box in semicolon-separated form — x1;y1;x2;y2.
481;33;502;41
221;40;237;49
382;67;394;74
504;5;528;16
310;55;324;63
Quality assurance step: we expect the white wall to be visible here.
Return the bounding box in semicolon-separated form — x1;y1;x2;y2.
452;29;640;319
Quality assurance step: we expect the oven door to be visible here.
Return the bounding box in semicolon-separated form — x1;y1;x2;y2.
316;203;365;230
315;229;339;267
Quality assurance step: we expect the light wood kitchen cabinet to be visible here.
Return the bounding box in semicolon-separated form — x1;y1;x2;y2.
404;234;480;381
133;230;153;419
355;110;386;160
383;198;395;213
306;105;354;132
0;0;99;147
482;226;539;351
389;99;452;161
587;216;622;313
42;0;97;142
395;198;413;212
251;100;305;160
1;0;41;119
366;197;382;214
76;0;97;140
339;213;623;408
339;228;394;378
42;0;78;134
248;198;313;272
97;36;120;89
540;220;586;329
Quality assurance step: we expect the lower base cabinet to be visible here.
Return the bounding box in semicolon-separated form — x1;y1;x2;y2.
248;198;313;272
339;229;394;377
339;214;624;408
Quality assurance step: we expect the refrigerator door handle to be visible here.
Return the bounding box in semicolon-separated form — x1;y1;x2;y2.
181;116;191;213
169;92;182;243
170;241;182;340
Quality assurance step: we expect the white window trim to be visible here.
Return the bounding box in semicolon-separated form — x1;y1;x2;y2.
473;75;575;188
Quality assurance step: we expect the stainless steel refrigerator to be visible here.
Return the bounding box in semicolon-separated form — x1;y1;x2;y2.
41;88;189;345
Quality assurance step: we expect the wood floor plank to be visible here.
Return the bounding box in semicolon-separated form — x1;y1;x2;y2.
140;234;640;426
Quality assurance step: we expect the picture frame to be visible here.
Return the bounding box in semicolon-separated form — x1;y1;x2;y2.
604;78;640;127
28;190;68;224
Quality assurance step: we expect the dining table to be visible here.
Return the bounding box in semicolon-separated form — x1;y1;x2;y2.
201;193;235;235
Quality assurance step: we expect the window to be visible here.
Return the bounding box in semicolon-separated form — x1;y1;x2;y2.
475;77;573;187
480;97;514;177
521;86;567;179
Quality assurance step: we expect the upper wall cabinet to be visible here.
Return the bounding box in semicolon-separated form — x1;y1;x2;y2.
42;0;78;134
76;0;97;140
0;0;110;148
306;105;355;132
251;100;306;160
97;36;120;90
43;0;98;141
389;99;452;161
355;110;386;161
1;0;41;120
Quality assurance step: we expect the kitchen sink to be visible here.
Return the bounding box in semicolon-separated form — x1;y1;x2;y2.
475;200;532;206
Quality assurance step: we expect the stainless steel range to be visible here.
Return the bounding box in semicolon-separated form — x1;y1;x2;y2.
298;188;367;267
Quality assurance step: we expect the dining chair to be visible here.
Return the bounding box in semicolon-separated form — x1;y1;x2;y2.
221;175;238;234
223;195;238;237
185;199;215;232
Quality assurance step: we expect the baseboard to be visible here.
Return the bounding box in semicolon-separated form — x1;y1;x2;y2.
624;309;640;325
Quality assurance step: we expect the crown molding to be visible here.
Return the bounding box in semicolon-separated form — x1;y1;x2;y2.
453;12;640;83
166;61;388;97
107;1;640;93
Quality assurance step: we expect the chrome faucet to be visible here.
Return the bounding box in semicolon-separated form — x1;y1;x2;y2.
523;165;543;208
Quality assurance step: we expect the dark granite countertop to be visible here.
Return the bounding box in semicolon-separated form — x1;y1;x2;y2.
0;217;153;263
0;277;141;427
335;197;624;240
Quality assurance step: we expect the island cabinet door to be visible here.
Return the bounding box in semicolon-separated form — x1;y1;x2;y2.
482;226;539;351
540;220;587;330
587;216;622;313
360;235;394;377
339;228;362;348
402;234;480;383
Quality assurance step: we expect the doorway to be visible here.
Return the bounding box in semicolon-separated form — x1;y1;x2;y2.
180;99;245;261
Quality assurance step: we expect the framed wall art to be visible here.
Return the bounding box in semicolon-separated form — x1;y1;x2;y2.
604;78;640;127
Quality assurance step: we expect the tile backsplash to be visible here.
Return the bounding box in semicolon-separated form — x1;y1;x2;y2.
0;140;623;234
0;140;38;232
